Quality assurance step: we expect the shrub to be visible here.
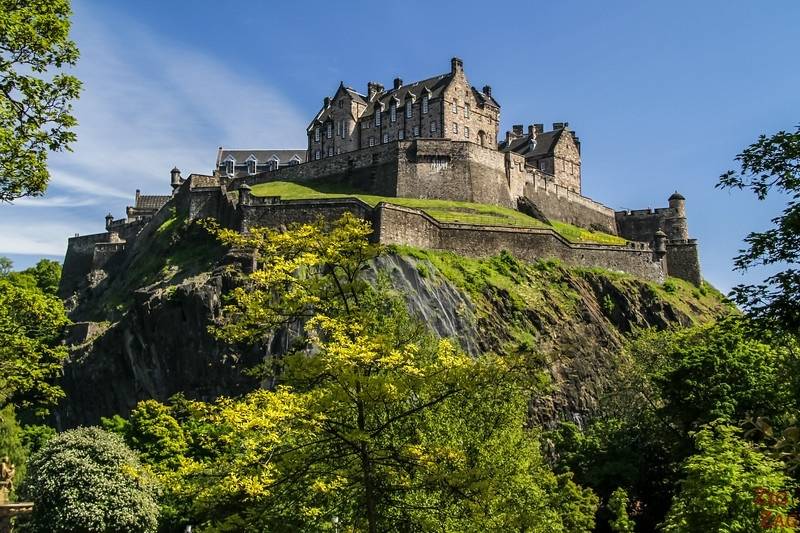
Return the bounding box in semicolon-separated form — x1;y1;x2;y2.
19;427;158;532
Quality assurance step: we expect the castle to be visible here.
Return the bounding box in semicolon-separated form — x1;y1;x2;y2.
59;58;701;298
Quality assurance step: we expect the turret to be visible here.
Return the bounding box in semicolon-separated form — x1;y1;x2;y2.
668;191;686;217
170;167;182;191
105;213;114;230
654;230;667;257
666;191;689;240
238;183;252;206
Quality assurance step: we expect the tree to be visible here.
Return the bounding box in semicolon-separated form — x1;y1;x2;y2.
0;277;69;411
608;488;635;533
19;427;159;533
717;126;800;333
0;0;81;202
662;422;795;533
1;257;62;295
144;215;599;532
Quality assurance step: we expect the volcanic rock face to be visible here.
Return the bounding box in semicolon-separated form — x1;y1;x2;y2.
55;249;726;429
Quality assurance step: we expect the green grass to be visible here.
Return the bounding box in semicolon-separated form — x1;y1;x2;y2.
250;181;626;245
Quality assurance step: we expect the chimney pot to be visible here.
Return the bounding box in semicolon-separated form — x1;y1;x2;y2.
482;85;492;96
393;78;402;89
450;57;463;74
534;124;544;134
528;125;535;137
512;124;523;136
324;96;330;107
553;122;565;130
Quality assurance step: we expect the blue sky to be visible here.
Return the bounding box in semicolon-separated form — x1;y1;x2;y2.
1;0;798;293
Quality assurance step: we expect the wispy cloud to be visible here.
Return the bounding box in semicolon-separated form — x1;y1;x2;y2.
0;3;307;262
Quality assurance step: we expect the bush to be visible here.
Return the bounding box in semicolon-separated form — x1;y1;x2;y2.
19;427;158;532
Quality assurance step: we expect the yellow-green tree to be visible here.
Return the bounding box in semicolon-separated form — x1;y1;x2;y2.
145;215;597;532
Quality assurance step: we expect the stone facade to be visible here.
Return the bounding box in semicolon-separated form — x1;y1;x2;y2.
307;58;499;160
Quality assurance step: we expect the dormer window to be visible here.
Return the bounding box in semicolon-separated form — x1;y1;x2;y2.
390;102;396;123
246;157;257;175
224;158;235;176
422;95;429;114
269;156;280;171
314;127;320;142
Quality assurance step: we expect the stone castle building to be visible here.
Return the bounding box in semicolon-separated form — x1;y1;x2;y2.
59;57;702;298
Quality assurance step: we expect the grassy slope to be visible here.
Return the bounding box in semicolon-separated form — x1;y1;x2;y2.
250;180;626;245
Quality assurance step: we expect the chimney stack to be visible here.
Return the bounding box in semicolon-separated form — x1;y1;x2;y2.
450;57;464;74
534;124;544;134
528;125;536;137
505;131;512;145
553;122;565;130
367;82;384;100
512;124;524;136
323;96;331;108
393;78;403;90
482;85;492;96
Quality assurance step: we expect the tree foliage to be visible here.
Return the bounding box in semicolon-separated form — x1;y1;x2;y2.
0;271;68;411
662;422;795;533
19;426;159;533
0;0;81;201
717;126;800;333
122;215;599;532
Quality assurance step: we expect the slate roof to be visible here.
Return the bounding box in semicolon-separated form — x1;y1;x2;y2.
216;149;306;166
135;194;170;211
499;129;563;159
362;74;452;116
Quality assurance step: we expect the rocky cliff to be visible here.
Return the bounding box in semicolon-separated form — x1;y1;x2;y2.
55;218;729;428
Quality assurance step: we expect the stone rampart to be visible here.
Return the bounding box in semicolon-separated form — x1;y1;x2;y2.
521;172;617;234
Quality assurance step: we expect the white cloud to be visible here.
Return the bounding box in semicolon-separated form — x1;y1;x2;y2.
0;3;307;258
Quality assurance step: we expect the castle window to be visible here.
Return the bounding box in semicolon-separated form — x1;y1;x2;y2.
422;95;429;114
337;120;342;137
327;147;333;157
224;159;234;176
430;122;437;135
369;137;375;147
375;110;381;127
314;127;320;142
338;100;343;108
464;126;469;139
269;156;280;171
405;101;413;119
246;158;257;175
362;121;368;130
314;150;320;160
383;133;389;144
398;130;405;140
451;101;457;114
336;148;341;155
464;105;470;118
326;123;332;139
452;123;458;134
390;102;396;123
413;126;419;137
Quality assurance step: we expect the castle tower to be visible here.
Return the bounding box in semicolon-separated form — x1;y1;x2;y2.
170;167;183;191
665;191;689;240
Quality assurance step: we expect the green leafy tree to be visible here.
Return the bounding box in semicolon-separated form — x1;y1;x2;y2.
0;277;69;411
142;215;599;532
608;488;635;533
662;422;795;533
717;126;800;333
19;427;159;533
0;0;81;201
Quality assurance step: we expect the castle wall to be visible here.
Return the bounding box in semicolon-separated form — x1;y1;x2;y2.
60;233;109;297
521;171;617;234
666;240;702;285
239;197;374;233
375;204;664;283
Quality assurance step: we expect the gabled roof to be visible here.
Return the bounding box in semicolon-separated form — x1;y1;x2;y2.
216;149;307;166
363;73;452;116
499;129;563;159
135;194;170;211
